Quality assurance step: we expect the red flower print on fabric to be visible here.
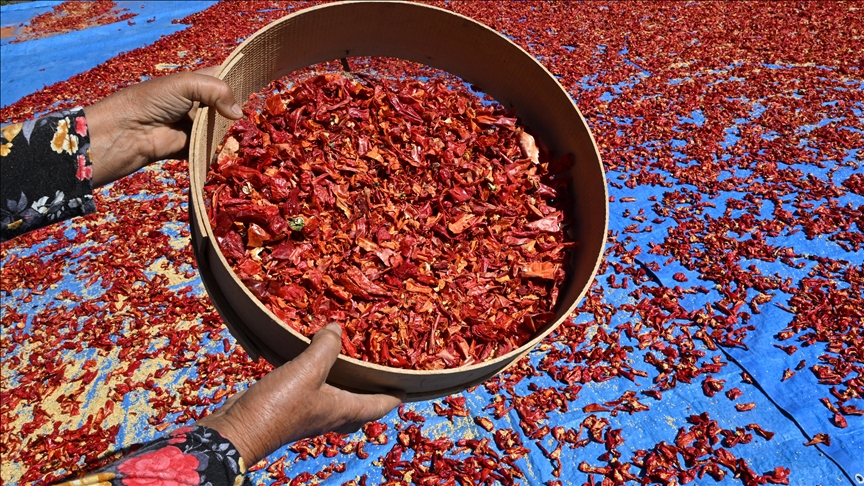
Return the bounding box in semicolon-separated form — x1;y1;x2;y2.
75;116;88;137
76;154;92;181
117;445;200;486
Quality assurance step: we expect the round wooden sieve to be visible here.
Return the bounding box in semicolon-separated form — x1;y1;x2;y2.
188;0;607;400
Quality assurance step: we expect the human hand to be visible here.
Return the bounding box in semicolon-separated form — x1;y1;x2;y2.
195;323;404;466
83;66;242;187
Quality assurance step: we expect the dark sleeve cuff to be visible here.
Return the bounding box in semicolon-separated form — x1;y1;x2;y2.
54;425;249;486
1;107;95;242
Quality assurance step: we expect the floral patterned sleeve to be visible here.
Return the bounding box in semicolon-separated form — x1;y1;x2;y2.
55;426;249;486
1;108;96;242
3;112;251;484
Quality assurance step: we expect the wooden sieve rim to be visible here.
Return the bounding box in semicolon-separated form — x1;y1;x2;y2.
189;1;608;385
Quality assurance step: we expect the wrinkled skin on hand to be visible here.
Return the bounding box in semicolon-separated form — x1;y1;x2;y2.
84;66;243;187
195;323;404;466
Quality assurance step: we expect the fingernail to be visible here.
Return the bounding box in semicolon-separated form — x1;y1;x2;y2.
231;104;242;117
325;323;342;334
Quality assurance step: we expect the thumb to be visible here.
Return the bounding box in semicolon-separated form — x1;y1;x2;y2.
291;323;344;383
182;71;243;120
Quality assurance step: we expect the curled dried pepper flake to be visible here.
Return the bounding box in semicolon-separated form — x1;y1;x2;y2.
804;433;832;447
206;68;574;370
397;404;426;423
474;416;495;432
831;413;848;429
839;404;864;416
745;423;775;441
762;467;792;485
725;387;744;401
773;343;799;355
582;403;610;413
433;395;470;422
362;421;389;445
720;427;753;448
700;375;725;397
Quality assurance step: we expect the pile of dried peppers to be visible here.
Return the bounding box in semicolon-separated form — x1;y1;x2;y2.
205;72;575;369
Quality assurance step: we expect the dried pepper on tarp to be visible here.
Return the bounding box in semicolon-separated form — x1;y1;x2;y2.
205;71;575;370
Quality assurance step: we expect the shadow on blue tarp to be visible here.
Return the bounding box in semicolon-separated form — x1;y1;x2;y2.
0;0;218;108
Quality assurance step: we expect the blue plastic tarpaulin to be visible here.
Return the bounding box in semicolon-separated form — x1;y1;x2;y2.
1;1;218;108
1;2;860;485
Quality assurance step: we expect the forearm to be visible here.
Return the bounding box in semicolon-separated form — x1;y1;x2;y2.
83;100;145;188
1;69;243;243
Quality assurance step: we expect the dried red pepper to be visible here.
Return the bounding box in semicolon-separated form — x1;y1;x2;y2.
735;403;757;412
804;433;831;447
205;70;574;369
11;1;137;43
